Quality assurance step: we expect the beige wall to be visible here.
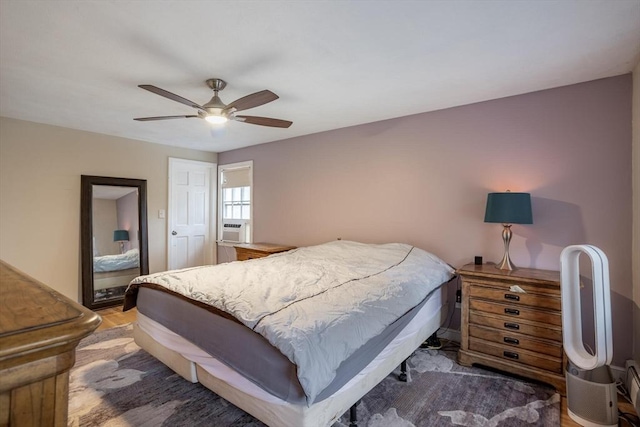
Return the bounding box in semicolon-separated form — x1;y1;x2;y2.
0;117;217;302
633;61;640;364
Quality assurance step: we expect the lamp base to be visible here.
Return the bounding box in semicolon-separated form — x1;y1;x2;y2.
496;252;515;271
495;224;515;271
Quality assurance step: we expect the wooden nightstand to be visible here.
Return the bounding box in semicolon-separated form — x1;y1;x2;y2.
457;263;566;394
233;243;296;261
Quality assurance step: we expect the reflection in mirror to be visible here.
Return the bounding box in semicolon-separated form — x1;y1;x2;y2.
92;185;140;302
81;176;148;310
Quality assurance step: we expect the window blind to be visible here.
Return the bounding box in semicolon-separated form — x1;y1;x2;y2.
221;167;251;188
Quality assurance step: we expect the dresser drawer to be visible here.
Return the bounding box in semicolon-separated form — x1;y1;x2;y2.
469;285;561;311
469;311;562;342
469;338;563;374
470;299;562;326
469;325;562;357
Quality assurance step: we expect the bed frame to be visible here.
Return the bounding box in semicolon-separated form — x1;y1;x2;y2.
93;267;140;291
132;285;448;427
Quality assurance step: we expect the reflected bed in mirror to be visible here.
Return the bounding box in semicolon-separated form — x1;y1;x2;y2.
81;176;149;310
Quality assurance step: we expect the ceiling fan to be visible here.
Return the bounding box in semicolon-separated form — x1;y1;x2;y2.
134;78;292;128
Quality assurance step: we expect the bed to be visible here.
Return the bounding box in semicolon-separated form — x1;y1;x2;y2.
124;240;454;426
93;248;140;291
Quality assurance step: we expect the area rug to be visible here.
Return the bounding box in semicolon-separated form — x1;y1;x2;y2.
68;324;560;426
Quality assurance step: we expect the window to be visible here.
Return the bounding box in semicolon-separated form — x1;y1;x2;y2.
218;161;253;243
222;186;250;220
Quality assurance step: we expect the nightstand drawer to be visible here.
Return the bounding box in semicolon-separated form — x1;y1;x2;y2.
469;325;562;357
469;338;563;374
469;311;562;342
470;299;562;326
469;285;561;311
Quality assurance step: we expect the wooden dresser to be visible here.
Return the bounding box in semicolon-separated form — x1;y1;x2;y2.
0;261;101;426
457;263;565;394
233;243;296;261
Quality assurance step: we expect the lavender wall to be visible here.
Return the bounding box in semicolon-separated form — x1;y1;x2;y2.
219;75;633;365
92;198;119;256
117;191;139;251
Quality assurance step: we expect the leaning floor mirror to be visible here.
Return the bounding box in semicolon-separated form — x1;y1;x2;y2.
81;175;149;310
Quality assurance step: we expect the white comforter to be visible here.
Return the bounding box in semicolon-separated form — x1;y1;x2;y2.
93;248;139;272
130;240;454;403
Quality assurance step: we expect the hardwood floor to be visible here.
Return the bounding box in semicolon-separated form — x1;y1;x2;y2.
94;307;636;426
95;305;137;331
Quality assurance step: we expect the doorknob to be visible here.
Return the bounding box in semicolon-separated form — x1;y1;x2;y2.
172;231;177;235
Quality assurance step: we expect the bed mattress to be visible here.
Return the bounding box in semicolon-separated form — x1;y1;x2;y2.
136;285;436;404
133;284;447;426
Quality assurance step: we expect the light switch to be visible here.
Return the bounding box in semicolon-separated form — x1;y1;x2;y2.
158;209;165;219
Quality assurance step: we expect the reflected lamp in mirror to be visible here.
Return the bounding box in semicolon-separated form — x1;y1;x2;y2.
484;191;533;271
113;229;129;254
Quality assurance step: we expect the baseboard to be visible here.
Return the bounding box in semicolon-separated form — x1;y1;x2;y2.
611;364;626;384
438;328;460;343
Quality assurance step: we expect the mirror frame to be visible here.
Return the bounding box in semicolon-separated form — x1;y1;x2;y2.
81;175;149;310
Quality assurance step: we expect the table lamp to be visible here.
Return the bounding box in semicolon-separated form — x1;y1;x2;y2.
113;229;129;254
484;191;532;270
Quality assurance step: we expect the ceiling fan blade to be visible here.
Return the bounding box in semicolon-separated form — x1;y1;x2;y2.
134;115;200;121
235;115;292;128
138;85;205;110
224;90;279;112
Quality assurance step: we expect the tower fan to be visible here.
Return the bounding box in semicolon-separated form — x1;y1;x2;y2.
561;245;617;426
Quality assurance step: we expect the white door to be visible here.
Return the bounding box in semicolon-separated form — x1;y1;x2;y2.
168;158;217;270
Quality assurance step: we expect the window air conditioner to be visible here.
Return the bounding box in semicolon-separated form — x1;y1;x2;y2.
221;220;246;243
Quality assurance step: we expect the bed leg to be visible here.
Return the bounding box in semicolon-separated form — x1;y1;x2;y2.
349;400;360;427
398;358;408;382
420;332;442;349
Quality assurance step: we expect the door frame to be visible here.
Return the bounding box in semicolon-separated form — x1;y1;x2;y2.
217;160;254;244
167;157;217;269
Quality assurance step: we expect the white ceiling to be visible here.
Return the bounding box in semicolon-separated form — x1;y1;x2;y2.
1;1;639;153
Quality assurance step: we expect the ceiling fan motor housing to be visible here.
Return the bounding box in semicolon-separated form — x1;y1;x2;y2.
203;95;227;112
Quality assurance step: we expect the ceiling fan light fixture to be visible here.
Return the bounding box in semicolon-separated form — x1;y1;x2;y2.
205;115;228;125
135;80;292;128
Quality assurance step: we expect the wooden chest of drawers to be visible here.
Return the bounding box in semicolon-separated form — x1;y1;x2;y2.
457;263;566;394
233;243;296;261
0;261;101;426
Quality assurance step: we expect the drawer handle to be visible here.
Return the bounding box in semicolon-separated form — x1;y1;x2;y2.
504;337;520;345
503;351;519;360
504;308;520;315
504;322;520;330
504;294;520;301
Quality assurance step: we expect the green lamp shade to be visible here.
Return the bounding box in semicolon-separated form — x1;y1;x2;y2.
484;192;533;224
113;229;129;242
